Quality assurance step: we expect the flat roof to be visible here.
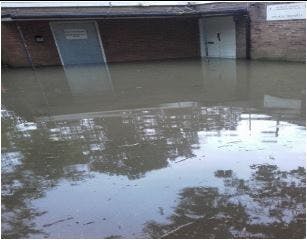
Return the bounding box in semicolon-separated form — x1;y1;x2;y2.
2;1;217;8
1;1;213;8
1;2;248;20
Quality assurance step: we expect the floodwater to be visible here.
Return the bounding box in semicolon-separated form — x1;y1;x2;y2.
1;58;306;239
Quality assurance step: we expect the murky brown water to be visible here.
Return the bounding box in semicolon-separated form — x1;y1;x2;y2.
1;59;306;238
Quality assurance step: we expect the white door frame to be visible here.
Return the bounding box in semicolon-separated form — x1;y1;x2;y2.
199;18;208;58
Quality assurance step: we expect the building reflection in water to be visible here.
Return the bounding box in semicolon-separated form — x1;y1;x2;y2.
3;58;305;119
63;63;113;96
1;58;305;238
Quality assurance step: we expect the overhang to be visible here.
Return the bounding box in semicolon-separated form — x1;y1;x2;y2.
1;3;248;21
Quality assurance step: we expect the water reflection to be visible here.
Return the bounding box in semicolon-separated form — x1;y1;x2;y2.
1;59;305;238
64;64;113;96
145;165;305;239
3;104;240;181
2;59;305;119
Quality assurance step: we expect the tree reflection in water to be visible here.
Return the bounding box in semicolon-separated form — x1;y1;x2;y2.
2;109;92;238
0;105;208;238
1;104;305;238
145;165;305;239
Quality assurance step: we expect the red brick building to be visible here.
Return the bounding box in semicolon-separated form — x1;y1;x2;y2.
1;2;305;67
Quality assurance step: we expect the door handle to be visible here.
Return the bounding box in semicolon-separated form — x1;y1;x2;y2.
217;32;221;41
206;41;214;44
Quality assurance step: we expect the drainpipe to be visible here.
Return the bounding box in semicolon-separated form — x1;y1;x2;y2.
15;22;51;116
16;23;35;70
245;15;251;60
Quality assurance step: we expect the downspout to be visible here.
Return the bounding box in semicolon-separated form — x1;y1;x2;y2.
245;14;251;59
15;22;51;117
15;23;39;70
245;3;251;59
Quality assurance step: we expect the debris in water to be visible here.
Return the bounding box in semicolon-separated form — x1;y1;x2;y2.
218;144;230;148
83;221;94;225
161;221;194;238
174;154;196;163
226;141;242;144
119;143;140;148
43;217;74;227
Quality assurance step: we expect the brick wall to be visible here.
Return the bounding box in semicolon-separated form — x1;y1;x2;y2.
1;22;29;66
2;18;200;66
249;2;306;62
98;18;200;62
18;21;61;66
2;21;61;67
4;3;305;67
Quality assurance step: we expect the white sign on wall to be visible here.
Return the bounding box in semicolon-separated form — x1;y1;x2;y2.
64;29;88;40
267;2;306;21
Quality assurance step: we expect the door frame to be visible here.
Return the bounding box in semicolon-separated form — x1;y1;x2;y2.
49;20;108;66
199;16;237;59
198;18;208;58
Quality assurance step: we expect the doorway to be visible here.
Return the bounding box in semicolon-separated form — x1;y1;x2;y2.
50;21;113;96
199;16;236;58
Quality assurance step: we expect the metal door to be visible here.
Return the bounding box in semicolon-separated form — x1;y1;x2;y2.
200;16;236;58
50;21;105;65
50;21;113;96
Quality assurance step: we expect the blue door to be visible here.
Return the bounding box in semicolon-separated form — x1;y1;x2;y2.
50;21;105;65
50;21;113;96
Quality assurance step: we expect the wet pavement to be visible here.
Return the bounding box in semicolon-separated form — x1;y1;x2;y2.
1;58;306;238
